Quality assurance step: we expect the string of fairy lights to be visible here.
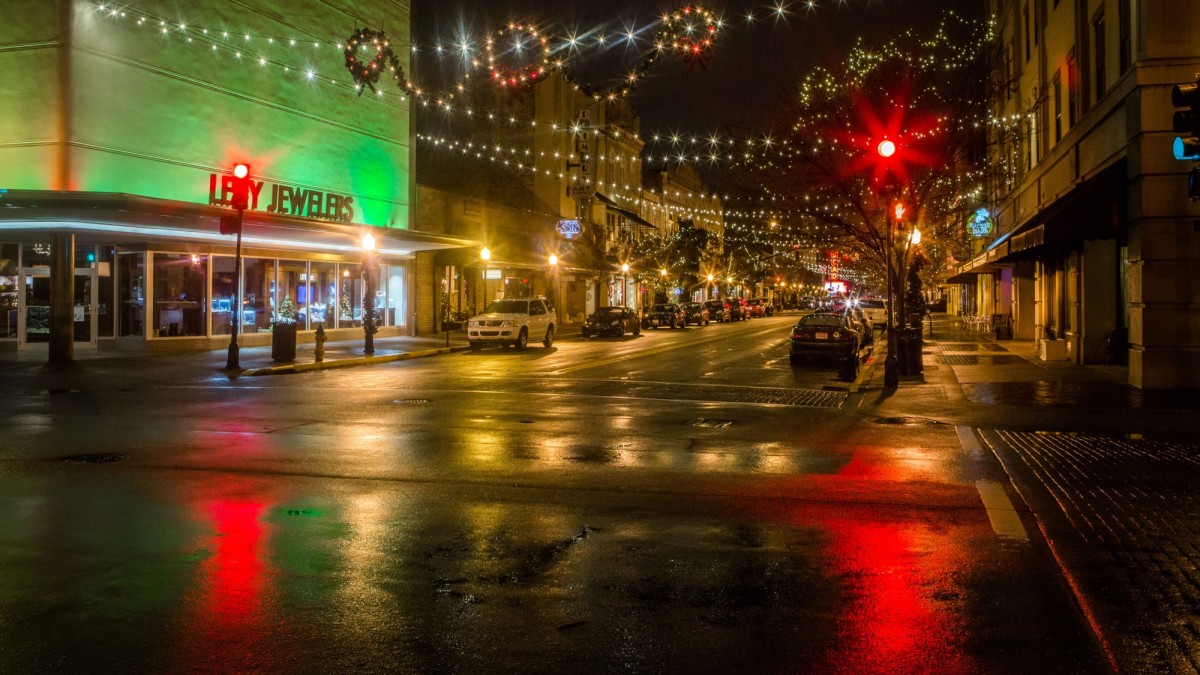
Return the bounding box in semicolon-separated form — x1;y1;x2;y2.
90;1;1001;286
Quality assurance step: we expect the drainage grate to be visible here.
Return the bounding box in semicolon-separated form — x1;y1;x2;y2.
873;416;945;426
941;354;981;365
939;343;979;352
61;453;127;464
393;398;431;405
689;418;735;428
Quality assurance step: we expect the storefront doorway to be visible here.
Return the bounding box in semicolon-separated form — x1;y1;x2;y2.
17;242;98;349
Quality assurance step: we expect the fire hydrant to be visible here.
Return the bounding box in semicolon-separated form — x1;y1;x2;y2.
314;322;327;362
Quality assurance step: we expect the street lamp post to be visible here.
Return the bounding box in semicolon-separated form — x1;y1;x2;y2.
480;246;491;313
620;263;629;307
884;203;903;388
361;233;379;355
548;253;558;309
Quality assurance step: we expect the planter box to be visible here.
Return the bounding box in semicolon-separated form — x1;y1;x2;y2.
1039;339;1067;361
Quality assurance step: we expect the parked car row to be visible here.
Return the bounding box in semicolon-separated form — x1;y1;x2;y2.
787;304;879;379
462;294;793;352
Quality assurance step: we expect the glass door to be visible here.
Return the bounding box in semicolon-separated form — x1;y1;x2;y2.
17;242;98;348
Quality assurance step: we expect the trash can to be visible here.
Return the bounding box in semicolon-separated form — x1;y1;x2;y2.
993;314;1013;340
271;321;298;362
896;327;923;375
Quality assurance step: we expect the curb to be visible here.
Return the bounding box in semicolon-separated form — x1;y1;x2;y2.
241;345;467;376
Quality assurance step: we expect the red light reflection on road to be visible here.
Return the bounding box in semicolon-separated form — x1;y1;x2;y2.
202;499;268;627
816;513;974;673
172;478;276;669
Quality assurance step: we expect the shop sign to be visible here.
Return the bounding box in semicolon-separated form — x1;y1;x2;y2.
968;208;994;237
556;219;584;239
208;174;355;222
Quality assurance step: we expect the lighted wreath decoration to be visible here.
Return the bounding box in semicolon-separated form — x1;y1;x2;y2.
658;5;720;67
344;28;408;96
485;23;553;88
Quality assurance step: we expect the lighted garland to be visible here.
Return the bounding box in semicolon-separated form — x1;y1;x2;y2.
486;24;553;88
343;28;410;96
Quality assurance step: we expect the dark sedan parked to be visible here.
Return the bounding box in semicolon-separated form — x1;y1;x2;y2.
789;311;862;365
645;303;685;329
704;299;731;323
681;302;710;326
582;306;641;338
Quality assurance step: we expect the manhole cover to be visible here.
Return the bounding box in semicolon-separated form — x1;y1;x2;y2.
61;453;127;464
872;416;944;426
689;418;735;428
393;399;431;405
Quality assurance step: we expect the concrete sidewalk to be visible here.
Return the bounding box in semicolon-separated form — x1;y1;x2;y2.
863;314;1200;672
1;324;586;379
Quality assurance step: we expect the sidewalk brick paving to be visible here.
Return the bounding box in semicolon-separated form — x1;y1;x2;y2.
982;428;1200;672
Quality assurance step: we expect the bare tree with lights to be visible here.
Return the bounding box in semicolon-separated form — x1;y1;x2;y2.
725;14;1009;308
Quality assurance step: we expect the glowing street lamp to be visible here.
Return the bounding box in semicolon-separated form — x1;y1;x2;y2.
877;139;896;158
480;247;491;314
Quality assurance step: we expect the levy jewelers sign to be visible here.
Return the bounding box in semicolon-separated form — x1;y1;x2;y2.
208;174;355;222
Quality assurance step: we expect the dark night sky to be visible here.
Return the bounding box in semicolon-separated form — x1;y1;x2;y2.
413;1;986;139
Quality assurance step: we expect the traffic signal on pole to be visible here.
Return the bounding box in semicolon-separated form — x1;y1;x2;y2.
230;163;251;211
1172;79;1200;161
219;214;239;236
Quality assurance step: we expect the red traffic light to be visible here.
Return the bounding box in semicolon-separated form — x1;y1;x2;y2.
876;139;896;158
230;163;252;211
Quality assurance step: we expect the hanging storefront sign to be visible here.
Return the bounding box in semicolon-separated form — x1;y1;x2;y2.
969;208;994;238
208;174;355;223
556;219;584;239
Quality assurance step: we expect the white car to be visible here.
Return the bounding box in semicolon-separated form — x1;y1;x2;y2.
467;297;557;351
857;298;889;330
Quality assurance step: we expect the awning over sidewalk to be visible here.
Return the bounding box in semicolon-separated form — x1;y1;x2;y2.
596;192;655;229
0;190;475;260
947;159;1126;283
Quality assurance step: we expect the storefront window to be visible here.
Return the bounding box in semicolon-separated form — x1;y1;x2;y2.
118;253;145;337
276;260;308;328
20;244;52;343
309;262;336;327
242;258;276;333
152;253;207;337
97;247;115;338
0;244;18;339
387;264;406;327
339;263;361;327
211;256;237;336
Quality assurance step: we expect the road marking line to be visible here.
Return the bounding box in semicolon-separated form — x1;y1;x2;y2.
975;480;1029;542
550;322;785;375
956;425;984;459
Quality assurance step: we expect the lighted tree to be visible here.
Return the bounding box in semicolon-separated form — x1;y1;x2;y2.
723;13;1002;298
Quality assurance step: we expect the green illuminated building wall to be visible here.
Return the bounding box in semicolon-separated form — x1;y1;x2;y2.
0;0;413;229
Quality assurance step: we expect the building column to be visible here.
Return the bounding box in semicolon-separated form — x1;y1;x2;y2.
1128;218;1200;389
49;233;74;362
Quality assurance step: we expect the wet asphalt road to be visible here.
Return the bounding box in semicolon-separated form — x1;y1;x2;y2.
0;314;1106;673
